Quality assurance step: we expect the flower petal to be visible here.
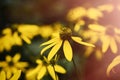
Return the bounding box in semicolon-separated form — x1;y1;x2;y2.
47;65;56;80
110;37;117;53
0;71;6;80
48;40;62;61
6;55;12;62
40;38;59;46
21;35;31;44
54;64;66;74
107;56;120;76
101;36;110;53
63;40;73;61
37;66;47;80
13;53;21;63
41;42;56;55
88;24;106;32
10;70;21;80
26;65;42;78
72;36;94;47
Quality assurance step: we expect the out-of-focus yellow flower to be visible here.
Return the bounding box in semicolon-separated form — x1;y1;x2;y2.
0;70;21;80
67;6;103;21
16;24;40;44
98;4;114;12
39;23;61;38
89;24;120;53
107;55;120;76
0;28;14;52
40;27;94;61
26;56;66;80
0;53;28;79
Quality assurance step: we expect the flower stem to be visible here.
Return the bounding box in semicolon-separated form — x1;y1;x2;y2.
72;58;81;80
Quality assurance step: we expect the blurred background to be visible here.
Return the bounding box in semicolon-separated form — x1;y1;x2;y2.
1;0;120;80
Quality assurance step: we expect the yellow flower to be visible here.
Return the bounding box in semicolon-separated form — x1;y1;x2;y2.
14;24;40;44
67;6;103;21
0;70;21;80
0;53;28;79
89;24;120;53
40;27;94;61
26;56;66;80
0;28;14;52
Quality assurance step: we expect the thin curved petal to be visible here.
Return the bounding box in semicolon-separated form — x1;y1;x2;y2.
16;62;28;68
72;36;95;47
107;56;120;76
10;70;21;80
6;55;12;62
63;40;73;61
0;71;6;80
54;64;66;74
41;42;56;55
48;40;62;61
47;65;56;80
37;66;47;80
40;38;59;46
110;37;117;53
71;36;82;42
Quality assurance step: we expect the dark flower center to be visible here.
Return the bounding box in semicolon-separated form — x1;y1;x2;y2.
8;61;14;66
106;26;115;36
60;27;72;40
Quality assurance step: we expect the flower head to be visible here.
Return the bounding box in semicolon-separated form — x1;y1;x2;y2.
26;56;66;80
0;53;28;79
40;27;94;61
89;24;120;53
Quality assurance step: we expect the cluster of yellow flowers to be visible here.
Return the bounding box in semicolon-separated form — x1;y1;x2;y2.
0;3;120;80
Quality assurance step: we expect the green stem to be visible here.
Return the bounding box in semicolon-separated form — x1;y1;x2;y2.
72;58;81;80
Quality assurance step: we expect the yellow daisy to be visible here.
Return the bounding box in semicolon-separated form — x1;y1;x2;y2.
0;70;21;80
0;53;28;79
26;56;66;80
89;24;120;53
40;27;94;61
0;28;14;52
13;24;40;44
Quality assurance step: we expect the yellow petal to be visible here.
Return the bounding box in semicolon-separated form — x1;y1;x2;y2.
48;40;62;61
10;70;21;80
88;24;106;32
0;71;6;80
107;56;120;76
26;65;42;78
98;4;114;12
6;70;12;79
95;50;102;60
13;53;21;63
101;36;110;53
54;64;66;74
21;35;31;44
6;55;12;62
63;40;73;61
13;32;22;46
67;7;86;21
40;38;59;46
16;62;28;68
41;42;56;55
47;65;56;80
37;66;47;80
87;8;103;20
110;37;117;53
84;47;94;57
71;36;82;42
78;41;95;47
